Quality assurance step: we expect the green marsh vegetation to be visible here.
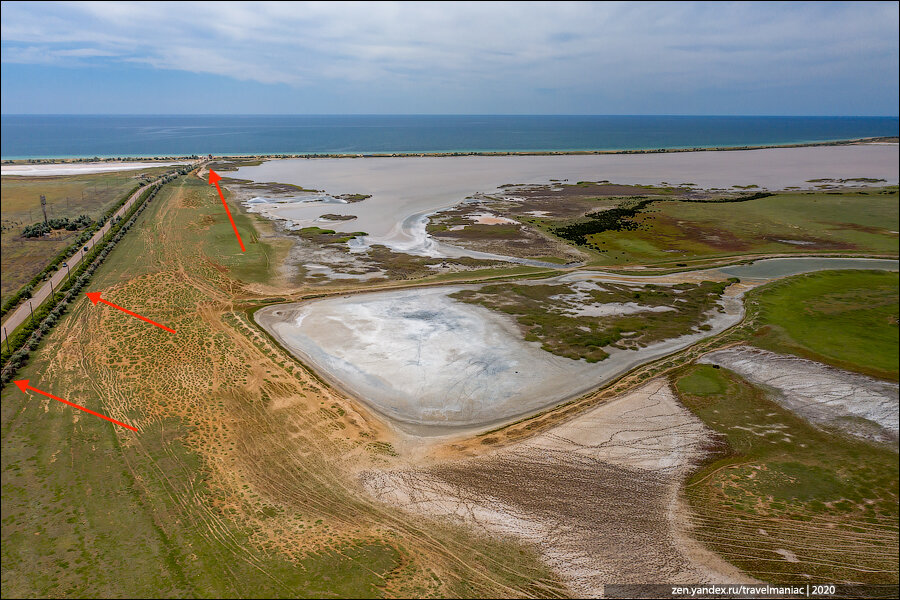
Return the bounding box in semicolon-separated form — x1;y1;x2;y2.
296;225;369;245
746;270;899;380
451;279;730;362
532;187;899;266
674;364;898;584
363;246;500;281
550;198;653;246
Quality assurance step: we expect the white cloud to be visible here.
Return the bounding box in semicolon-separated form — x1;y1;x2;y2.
1;1;897;113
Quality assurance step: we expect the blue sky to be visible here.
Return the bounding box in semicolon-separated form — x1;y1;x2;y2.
1;1;898;115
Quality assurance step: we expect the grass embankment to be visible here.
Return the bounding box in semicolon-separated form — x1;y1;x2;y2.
674;365;898;584
1;167;178;303
527;187;899;267
746;270;899;380
1;175;565;598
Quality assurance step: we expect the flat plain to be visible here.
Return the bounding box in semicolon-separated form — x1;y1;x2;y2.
1;166;177;302
450;184;899;268
746;270;899;379
2;149;898;598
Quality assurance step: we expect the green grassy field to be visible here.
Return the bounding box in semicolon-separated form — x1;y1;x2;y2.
747;270;899;380
1;167;180;302
527;187;899;267
675;364;898;584
1;175;565;598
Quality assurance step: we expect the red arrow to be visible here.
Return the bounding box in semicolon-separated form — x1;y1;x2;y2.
13;380;138;432
86;292;175;333
208;169;245;252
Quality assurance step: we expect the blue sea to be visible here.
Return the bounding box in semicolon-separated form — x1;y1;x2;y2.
1;115;897;159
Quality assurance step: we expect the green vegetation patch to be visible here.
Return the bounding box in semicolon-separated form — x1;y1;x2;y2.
748;270;899;380
537;187;898;267
364;246;499;281
451;279;729;362
551;198;652;246
676;368;728;396
675;364;898;584
21;215;93;238
296;226;368;245
337;193;372;203
0;386;402;598
441;223;523;239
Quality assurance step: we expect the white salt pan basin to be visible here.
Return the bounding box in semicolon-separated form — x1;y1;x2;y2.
257;282;743;433
701;347;898;443
1;161;181;176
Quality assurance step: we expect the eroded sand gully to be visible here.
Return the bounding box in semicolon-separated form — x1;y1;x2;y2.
700;347;899;444
362;380;753;596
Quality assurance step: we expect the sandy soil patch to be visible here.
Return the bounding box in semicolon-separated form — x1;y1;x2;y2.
469;212;518;225
699;347;899;444
362;380;752;596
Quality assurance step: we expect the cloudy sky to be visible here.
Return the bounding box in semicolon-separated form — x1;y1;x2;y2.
1;1;897;115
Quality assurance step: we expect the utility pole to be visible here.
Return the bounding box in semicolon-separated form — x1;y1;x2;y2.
4;327;10;353
40;195;48;226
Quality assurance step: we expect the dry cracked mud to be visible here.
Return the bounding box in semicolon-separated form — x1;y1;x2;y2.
361;380;752;597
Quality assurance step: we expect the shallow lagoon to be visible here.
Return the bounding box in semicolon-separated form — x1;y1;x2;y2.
715;257;900;280
233;145;899;257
